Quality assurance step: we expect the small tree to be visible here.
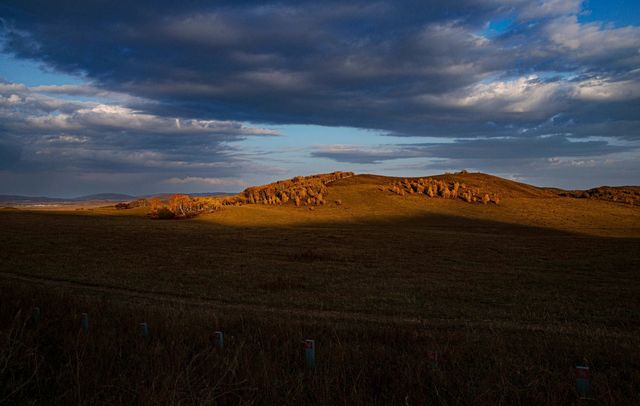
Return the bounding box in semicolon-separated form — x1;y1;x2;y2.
169;194;196;217
148;197;162;212
427;185;435;198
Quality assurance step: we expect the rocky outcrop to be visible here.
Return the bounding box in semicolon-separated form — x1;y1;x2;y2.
388;177;500;204
222;171;353;207
559;186;640;206
116;171;353;218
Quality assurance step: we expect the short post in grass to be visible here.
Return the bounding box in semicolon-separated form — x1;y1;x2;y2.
303;339;315;369
140;322;149;339
80;313;89;334
575;365;591;399
428;350;439;369
32;307;41;325
214;331;224;349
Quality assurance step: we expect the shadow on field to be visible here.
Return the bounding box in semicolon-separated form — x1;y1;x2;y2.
0;209;639;403
0;208;638;319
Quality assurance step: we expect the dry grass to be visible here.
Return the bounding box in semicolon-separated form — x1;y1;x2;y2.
0;174;639;404
1;282;639;405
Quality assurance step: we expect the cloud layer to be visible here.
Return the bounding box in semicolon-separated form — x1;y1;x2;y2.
0;0;639;193
0;81;278;195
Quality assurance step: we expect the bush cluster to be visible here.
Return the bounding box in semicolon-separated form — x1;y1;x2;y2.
389;177;500;204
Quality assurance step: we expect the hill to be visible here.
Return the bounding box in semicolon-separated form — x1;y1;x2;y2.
0;194;66;204
73;193;136;201
231;171;559;205
116;171;638;220
558;185;640;205
331;172;556;199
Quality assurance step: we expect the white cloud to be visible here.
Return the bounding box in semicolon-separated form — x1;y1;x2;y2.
46;134;89;143
544;16;640;60
0;83;29;93
454;76;563;113
0;83;281;137
570;78;640;101
30;84;145;104
418;74;640;115
417;75;564;114
518;0;583;19
164;176;247;187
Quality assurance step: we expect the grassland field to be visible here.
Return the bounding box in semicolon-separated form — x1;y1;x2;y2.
1;174;639;404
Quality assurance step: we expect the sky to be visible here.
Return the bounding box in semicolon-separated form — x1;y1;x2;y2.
0;0;639;197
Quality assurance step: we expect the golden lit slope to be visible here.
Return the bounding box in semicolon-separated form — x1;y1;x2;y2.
330;172;556;198
197;174;640;238
431;172;558;198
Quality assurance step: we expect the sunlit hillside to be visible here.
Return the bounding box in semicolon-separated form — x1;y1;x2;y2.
106;172;640;238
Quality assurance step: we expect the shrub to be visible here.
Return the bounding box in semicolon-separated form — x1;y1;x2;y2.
156;207;176;219
452;182;460;199
427;186;435;198
462;191;472;203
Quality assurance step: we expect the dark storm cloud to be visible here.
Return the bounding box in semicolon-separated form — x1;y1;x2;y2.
4;0;638;136
0;138;21;169
0;0;639;191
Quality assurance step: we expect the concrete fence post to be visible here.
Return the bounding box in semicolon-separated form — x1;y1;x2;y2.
81;313;89;334
214;331;224;349
303;339;315;369
575;365;591;399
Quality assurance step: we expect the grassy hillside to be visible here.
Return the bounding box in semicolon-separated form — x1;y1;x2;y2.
199;174;640;237
1;173;639;403
335;172;558;198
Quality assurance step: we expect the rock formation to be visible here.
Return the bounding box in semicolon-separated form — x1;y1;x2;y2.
387;177;500;205
222;171;353;207
559;186;640;206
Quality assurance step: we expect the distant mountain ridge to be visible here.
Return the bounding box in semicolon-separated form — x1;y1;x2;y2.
0;193;135;204
74;193;137;201
0;192;235;205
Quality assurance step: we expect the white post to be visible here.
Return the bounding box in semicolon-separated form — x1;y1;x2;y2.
214;331;224;349
303;339;315;369
81;313;89;334
575;365;590;399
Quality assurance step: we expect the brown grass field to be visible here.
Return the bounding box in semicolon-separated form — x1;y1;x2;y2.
1;173;639;404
